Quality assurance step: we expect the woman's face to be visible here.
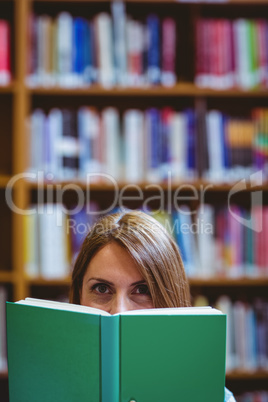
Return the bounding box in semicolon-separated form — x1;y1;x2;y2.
80;242;153;314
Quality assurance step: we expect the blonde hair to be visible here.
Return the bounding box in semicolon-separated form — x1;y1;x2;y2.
70;210;191;308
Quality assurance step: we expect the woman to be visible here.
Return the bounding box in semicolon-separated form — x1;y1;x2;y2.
70;209;236;402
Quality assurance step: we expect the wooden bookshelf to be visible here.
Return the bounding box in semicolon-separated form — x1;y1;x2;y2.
0;272;15;283
189;277;268;287
226;370;268;380
28;84;268;97
0;83;17;94
0;175;12;188
23;179;268;192
0;0;268;400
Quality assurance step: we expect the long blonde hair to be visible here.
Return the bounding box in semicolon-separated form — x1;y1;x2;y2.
70;210;191;308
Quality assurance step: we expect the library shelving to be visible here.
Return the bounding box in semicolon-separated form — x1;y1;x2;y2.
1;0;268;401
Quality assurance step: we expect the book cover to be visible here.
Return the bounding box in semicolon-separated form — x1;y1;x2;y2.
7;298;226;402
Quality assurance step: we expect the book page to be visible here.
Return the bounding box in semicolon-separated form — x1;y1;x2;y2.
16;298;111;316
118;306;223;316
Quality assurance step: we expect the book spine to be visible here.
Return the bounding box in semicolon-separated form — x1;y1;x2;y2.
0;20;10;85
95;13;115;87
147;14;160;85
161;18;176;87
73;17;85;86
101;315;120;402
57;12;73;87
111;1;127;86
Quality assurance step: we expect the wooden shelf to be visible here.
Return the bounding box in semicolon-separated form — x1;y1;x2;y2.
189;277;268;287
25;276;268;287
0;83;17;94
27;83;268;97
226;370;268;380
0;175;12;188
25;179;268;192
31;0;268;4
27;277;71;286
0;371;8;380
0;271;15;283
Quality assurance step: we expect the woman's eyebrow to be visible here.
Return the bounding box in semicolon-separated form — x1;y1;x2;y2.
131;280;147;286
87;277;114;285
87;278;147;286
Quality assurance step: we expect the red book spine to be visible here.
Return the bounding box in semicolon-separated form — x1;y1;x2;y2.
224;19;234;88
162;17;176;86
256;20;267;86
0;20;10;84
229;20;236;87
211;19;220;86
195;19;204;86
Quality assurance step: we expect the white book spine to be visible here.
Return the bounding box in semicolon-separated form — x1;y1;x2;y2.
111;1;128;86
30;109;46;174
178;206;198;278
206;111;225;182
196;204;215;277
39;204;69;279
57;12;74;87
95;13;115;88
233;19;253;89
124;110;144;182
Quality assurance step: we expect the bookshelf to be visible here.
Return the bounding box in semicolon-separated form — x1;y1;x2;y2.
0;0;268;401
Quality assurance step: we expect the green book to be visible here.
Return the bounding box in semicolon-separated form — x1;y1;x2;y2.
6;298;226;402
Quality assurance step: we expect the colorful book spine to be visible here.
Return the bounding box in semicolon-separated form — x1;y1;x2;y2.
195;18;268;90
0;20;11;85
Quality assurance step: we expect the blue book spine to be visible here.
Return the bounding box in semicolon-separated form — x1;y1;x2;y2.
73;18;85;76
83;20;94;84
149;108;160;169
185;109;196;175
172;211;187;268
147;14;161;85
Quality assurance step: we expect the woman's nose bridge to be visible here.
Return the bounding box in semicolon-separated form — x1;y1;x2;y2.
111;290;130;314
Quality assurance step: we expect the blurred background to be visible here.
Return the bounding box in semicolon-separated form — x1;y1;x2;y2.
0;0;268;401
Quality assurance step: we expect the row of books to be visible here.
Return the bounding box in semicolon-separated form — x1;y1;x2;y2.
0;20;11;85
27;4;176;88
160;205;268;279
195;19;268;90
23;203;268;280
27;107;268;183
236;393;268;402
195;295;268;372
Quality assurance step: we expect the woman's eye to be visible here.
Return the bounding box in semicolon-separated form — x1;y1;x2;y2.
134;285;150;295
93;284;110;294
